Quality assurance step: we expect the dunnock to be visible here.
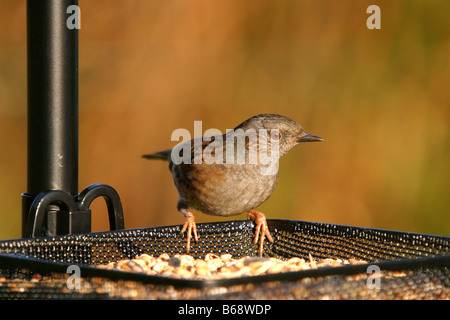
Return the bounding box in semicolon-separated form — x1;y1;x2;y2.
143;114;323;255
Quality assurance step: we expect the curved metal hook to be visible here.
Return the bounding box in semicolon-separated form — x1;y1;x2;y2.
25;190;78;237
78;184;125;230
25;184;125;238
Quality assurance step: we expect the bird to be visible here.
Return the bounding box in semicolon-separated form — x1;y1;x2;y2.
143;114;323;255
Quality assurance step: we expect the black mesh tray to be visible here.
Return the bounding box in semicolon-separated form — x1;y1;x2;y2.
0;219;449;299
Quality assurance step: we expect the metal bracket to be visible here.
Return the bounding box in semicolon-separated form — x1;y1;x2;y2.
24;184;125;238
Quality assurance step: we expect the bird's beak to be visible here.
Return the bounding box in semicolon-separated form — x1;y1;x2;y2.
297;132;324;143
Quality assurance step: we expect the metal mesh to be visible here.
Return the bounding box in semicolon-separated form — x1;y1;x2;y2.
0;219;448;299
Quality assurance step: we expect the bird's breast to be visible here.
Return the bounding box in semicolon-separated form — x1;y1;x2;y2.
173;163;278;216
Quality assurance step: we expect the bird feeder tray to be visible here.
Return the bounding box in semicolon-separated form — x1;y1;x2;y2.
0;219;448;299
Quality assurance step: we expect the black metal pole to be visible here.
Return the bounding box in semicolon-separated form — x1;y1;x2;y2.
22;0;124;238
23;0;79;237
27;1;79;193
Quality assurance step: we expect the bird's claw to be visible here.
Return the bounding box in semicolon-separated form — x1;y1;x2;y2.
247;210;274;256
180;210;198;252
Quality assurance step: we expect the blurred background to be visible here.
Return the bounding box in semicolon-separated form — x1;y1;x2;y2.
0;0;449;240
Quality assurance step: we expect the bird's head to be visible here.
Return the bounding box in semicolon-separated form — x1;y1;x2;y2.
235;114;323;158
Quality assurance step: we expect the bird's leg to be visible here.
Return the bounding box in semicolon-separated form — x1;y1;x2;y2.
179;208;198;252
247;209;274;256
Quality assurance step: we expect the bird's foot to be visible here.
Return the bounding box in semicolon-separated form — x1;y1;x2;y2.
179;209;198;252
247;209;274;256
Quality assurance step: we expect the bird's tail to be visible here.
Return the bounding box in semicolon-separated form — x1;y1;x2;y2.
142;150;171;161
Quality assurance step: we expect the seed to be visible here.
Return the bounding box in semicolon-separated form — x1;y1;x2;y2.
220;254;233;261
152;261;168;272
268;263;285;274
204;253;220;261
159;253;170;261
254;261;275;274
117;260;132;271
126;260;145;272
243;256;270;266
206;259;223;271
175;268;192;278
132;259;147;269
168;257;181;268
195;266;210;276
138;254;155;265
286;257;305;266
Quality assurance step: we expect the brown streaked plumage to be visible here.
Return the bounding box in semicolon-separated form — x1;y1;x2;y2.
143;114;323;255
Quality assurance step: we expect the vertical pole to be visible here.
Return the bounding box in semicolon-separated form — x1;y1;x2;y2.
22;0;79;237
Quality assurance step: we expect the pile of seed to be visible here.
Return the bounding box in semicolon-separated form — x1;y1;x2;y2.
97;253;367;280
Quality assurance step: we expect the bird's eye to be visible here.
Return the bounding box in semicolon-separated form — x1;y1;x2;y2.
271;130;281;140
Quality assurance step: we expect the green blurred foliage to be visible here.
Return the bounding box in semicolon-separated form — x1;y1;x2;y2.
0;0;448;239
